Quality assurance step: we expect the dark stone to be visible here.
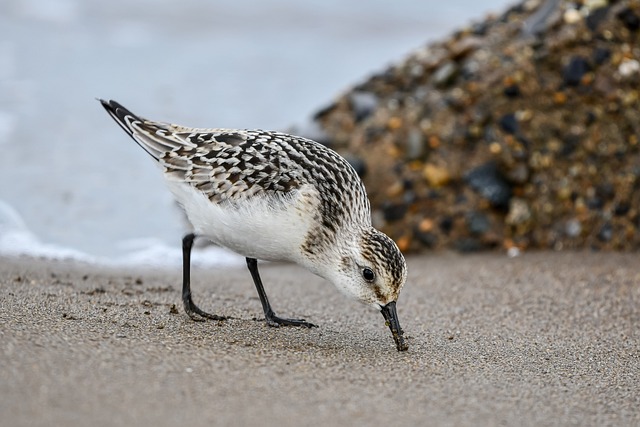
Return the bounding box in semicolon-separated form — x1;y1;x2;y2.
349;92;378;122
402;179;414;191
364;126;386;141
498;113;519;134
433;61;459;87
617;7;640;31
460;62;480;81
504;3;525;19
343;155;367;178
464;162;512;209
586;197;604;210
586;7;610;32
563;56;591;87
312;102;337;121
561;134;581;156
427;189;443;200
585;111;598;126
471;21;489;36
614;202;630;216
466;211;491;235
439;217;454;235
483;124;499;143
615;150;627;161
570;191;579;202
454;193;468;205
414;230;438;248
593;47;611;65
403;191;416;205
503;84;521;98
381;201;407;222
596;183;615;201
597;222;613;242
454;238;484;253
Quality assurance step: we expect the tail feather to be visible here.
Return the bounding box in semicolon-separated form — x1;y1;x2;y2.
98;99;184;160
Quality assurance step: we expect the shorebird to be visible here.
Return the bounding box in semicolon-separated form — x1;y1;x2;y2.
99;99;408;351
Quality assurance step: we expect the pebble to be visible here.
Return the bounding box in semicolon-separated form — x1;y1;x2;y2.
506;198;532;226
498;113;519;135
618;58;640;77
613;202;630;216
503;83;521;98
585;6;610;32
433;61;458;87
592;47;611;65
466;211;491;235
585;0;608;8
423;163;451;187
563;56;591;86
349;92;378;122
414;230;438;247
598;222;614;242
564;8;582;25
381;202;407;222
617;7;640;31
464;162;512;209
406;128;425;160
565;219;582;237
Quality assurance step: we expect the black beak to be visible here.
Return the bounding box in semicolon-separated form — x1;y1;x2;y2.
380;301;408;351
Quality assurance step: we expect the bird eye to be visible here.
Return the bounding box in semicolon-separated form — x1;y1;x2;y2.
362;267;375;282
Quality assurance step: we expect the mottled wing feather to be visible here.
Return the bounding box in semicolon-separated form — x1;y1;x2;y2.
132;124;303;204
167;138;303;204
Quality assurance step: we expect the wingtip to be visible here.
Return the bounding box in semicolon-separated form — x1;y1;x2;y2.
98;99;165;160
98;99;140;122
98;98;122;113
99;98;137;136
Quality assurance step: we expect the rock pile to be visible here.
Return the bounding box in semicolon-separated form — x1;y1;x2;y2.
314;0;640;253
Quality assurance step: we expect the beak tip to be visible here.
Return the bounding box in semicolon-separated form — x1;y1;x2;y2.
395;338;409;352
392;328;408;352
381;301;409;352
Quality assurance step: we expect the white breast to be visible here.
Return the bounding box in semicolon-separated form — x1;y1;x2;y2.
165;180;320;262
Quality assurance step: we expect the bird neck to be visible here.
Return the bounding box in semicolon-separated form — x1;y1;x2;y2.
298;226;365;282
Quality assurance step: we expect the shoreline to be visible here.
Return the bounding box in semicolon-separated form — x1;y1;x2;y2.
1;251;639;426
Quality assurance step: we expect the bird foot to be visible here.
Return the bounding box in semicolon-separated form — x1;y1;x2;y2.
264;313;317;328
184;298;227;322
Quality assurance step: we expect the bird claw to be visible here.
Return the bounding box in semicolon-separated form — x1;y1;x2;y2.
264;314;317;328
184;298;227;322
187;311;227;322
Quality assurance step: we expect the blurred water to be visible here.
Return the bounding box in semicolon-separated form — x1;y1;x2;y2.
0;0;513;265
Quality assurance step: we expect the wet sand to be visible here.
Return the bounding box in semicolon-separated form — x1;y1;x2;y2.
1;252;639;426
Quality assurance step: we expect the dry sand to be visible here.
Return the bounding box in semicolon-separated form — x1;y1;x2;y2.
1;252;639;426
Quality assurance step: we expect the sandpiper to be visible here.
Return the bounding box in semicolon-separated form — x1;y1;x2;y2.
99;99;408;351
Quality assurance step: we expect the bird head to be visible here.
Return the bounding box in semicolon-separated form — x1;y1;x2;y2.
320;227;408;351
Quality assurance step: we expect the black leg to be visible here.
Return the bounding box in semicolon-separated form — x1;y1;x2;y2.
246;257;316;328
182;233;227;322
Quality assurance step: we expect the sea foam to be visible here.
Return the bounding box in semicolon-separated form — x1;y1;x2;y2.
0;199;243;269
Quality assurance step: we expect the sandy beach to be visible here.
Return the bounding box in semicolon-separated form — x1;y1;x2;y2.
1;251;639;426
